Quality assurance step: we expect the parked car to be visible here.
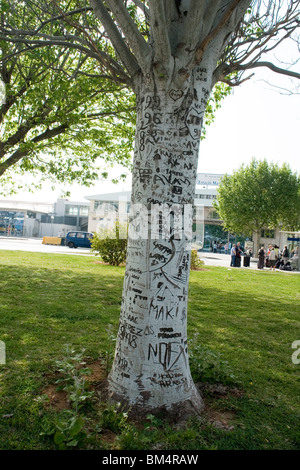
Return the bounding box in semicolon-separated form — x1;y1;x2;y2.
65;231;93;248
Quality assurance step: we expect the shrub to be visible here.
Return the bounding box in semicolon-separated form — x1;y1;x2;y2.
190;250;204;270
91;221;127;266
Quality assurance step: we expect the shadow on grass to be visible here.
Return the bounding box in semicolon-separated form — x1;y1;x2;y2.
0;260;299;449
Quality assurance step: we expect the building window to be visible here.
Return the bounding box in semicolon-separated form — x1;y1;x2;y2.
94;201;119;213
64;216;77;225
79;206;89;216
65;206;79;216
41;215;64;224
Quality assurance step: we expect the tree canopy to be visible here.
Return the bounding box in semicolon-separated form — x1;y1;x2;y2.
1;1;299;193
0;1;235;193
0;36;136;194
1;2;299;89
213;159;300;236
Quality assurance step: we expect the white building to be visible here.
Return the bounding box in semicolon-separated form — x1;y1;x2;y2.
85;186;223;251
0;198;90;238
85;177;293;256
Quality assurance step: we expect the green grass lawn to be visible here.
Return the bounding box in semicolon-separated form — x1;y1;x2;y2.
0;250;299;450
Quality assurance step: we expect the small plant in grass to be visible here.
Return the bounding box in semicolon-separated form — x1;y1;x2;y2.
189;334;237;385
55;345;94;413
91;221;128;266
116;413;165;450
98;402;129;434
190;250;204;270
51;411;87;449
44;345;94;449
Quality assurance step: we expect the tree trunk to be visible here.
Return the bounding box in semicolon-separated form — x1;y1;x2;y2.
108;63;214;420
253;230;261;256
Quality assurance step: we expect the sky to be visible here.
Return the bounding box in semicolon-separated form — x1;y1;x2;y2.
199;72;300;175
2;47;300;204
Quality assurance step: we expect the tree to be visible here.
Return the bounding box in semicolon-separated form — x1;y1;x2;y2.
1;1;299;419
213;159;300;249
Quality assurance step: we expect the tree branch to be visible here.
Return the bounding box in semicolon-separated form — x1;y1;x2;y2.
214;1;300;84
30;123;69;144
104;0;150;71
0;81;29;124
195;0;251;64
0;32;131;85
0;34;102;62
86;107;136;120
89;0;141;78
178;0;207;54
201;0;224;38
0;122;33;159
236;61;300;80
0;96;54;159
0;148;29;177
130;0;149;20
35;6;94;34
148;0;171;65
0;125;70;176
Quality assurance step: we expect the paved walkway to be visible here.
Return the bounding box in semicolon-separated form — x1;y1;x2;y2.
199;252;300;273
0;236;92;256
1;238;299;272
200;252;255;269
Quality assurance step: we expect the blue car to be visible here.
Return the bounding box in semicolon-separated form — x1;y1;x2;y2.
65;231;93;249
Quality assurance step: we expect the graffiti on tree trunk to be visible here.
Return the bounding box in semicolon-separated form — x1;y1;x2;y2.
109;70;212;405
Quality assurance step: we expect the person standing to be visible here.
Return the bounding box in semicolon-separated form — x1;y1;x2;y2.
230;244;237;267
269;246;277;270
282;245;289;265
257;245;265;269
243;247;251;267
235;242;243;267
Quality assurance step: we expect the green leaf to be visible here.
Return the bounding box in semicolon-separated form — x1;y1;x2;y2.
66;439;79;447
54;431;65;445
69;416;85;437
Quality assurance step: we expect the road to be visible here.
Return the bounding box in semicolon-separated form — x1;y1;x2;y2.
0;236;258;268
200;252;258;269
0;236;93;256
2;237;299;272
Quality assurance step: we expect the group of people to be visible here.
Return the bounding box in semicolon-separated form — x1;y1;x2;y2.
229;242;299;270
212;241;228;253
257;244;299;270
230;242;253;267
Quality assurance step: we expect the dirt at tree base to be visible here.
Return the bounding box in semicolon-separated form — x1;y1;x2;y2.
42;358;244;440
100;380;204;426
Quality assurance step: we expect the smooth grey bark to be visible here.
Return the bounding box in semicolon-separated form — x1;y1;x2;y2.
107;59;217;417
